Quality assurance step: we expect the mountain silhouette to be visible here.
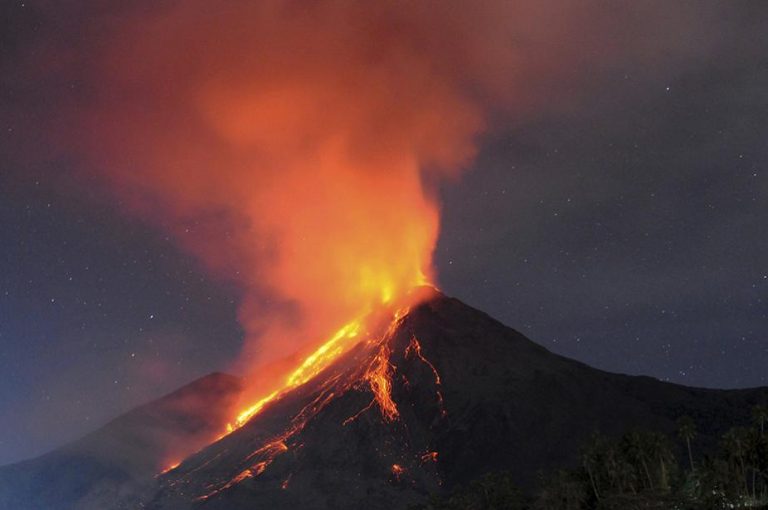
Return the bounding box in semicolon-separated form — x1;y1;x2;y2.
0;372;242;510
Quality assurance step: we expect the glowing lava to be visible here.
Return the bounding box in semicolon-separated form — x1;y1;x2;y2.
172;295;448;501
364;343;399;422
158;461;181;476
230;317;365;430
421;451;439;463
228;294;427;433
391;464;405;481
198;468;254;502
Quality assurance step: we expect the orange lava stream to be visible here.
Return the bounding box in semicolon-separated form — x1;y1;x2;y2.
197;468;254;501
231;318;365;430
228;296;418;434
364;343;399;422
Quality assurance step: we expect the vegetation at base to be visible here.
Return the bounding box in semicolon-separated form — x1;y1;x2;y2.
411;404;768;510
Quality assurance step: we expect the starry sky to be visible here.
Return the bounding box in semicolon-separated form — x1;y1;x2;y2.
1;1;767;466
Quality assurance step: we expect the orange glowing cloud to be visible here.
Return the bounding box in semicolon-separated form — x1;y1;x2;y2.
31;0;662;396
65;1;498;370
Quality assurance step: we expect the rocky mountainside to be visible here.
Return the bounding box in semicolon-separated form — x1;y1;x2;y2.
0;372;242;510
145;291;768;510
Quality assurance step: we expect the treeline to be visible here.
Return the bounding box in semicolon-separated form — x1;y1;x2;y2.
412;404;768;510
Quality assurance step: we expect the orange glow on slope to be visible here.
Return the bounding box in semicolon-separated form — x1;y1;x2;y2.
364;343;399;422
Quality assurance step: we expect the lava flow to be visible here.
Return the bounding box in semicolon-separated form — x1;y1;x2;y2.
226;296;418;434
231;318;365;430
187;297;450;501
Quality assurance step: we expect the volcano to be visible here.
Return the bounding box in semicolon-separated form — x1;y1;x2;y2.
147;290;766;509
2;290;766;510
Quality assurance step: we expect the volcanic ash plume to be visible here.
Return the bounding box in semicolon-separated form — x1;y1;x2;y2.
43;1;638;404
69;2;501;371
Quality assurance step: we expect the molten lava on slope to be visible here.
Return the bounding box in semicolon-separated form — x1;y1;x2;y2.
152;289;448;509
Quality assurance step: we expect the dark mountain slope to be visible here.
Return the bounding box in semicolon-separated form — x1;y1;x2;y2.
0;372;242;510
147;291;768;510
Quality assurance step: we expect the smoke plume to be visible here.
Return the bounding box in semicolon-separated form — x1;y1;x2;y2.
8;0;721;393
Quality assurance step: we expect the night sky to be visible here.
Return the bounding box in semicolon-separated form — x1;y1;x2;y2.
1;2;767;466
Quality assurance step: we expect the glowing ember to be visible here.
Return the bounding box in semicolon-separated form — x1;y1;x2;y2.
197;468;254;501
391;464;405;481
252;461;269;476
421;451;439;463
158;461;181;476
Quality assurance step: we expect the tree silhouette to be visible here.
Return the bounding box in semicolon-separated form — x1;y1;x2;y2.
533;470;587;510
415;404;768;509
754;404;768;438
622;431;653;490
722;427;750;497
677;416;697;472
581;434;604;502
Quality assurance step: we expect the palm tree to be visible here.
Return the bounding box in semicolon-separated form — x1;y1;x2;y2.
603;442;622;494
753;404;768;437
677;416;697;472
582;434;605;502
647;431;674;491
623;431;654;490
744;429;761;501
723;427;750;497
